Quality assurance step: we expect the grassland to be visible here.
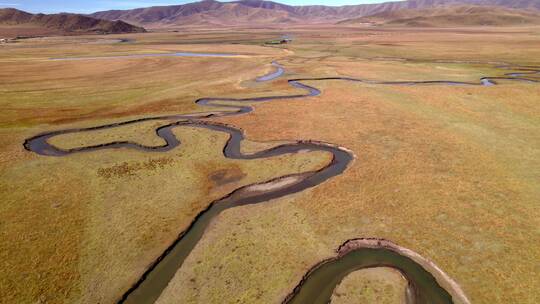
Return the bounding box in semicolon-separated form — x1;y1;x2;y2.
0;33;330;303
161;27;540;304
1;26;539;304
331;268;408;304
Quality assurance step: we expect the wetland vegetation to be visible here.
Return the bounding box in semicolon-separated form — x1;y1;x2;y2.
1;17;539;304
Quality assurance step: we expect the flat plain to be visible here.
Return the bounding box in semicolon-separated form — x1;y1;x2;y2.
1;25;539;304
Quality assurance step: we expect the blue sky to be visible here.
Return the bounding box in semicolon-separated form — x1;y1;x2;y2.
0;0;396;14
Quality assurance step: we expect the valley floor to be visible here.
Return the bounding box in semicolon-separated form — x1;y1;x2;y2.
1;25;539;304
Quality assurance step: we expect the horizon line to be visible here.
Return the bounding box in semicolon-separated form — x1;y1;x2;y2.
0;0;406;15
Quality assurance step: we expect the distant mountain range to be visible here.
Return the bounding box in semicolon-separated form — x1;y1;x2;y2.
89;0;540;27
339;5;540;26
1;0;539;36
0;8;145;37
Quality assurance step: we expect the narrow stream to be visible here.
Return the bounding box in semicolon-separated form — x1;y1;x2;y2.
256;61;285;82
285;248;453;304
24;59;539;304
118;122;353;304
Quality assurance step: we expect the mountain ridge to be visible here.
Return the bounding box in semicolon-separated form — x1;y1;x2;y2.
338;5;540;26
0;8;145;37
89;0;540;27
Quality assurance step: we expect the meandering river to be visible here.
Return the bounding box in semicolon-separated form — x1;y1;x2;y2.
25;59;539;304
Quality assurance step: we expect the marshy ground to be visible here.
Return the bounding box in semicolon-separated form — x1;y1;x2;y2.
1;25;539;304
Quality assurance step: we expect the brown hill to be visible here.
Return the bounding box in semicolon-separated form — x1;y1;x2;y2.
338;5;540;27
90;0;299;27
90;0;540;27
0;8;145;38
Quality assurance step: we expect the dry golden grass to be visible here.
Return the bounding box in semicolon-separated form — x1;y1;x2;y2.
331;268;408;304
0;34;328;303
291;59;501;83
48;119;172;149
1;27;540;304
0;57;282;128
1;126;330;304
282;26;540;65
207;80;539;304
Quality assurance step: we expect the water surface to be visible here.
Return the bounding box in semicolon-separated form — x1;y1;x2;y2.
51;52;237;61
